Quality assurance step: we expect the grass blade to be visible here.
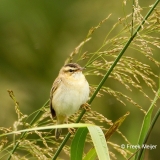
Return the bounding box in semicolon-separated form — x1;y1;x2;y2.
135;87;160;160
0;123;93;137
88;126;110;160
83;148;97;160
137;108;160;160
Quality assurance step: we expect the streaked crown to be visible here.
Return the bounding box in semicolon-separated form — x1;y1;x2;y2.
61;63;84;74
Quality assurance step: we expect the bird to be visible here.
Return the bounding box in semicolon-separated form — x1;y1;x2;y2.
50;63;90;139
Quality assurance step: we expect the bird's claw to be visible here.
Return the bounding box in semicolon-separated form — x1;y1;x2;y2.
81;103;91;111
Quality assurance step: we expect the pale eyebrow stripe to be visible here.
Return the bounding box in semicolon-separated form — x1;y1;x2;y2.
64;66;78;72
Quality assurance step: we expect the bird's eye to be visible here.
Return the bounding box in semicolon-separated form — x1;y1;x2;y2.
69;69;73;72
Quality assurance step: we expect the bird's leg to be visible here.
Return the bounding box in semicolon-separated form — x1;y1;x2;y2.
55;115;67;140
81;103;91;111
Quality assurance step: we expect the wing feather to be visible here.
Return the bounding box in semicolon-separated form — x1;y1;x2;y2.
50;77;62;118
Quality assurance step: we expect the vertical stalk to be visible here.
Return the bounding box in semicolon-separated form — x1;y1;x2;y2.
52;1;160;159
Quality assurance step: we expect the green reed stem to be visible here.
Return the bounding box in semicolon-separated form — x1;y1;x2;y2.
52;1;160;159
7;100;49;160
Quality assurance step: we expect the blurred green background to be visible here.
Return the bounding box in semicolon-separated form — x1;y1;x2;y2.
0;0;159;159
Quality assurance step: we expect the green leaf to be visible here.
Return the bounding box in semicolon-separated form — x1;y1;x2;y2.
83;148;97;160
88;126;110;160
71;128;88;160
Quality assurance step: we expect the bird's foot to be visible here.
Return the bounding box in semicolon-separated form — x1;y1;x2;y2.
81;103;91;111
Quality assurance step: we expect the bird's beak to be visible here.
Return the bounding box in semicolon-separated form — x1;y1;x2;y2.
79;67;86;71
